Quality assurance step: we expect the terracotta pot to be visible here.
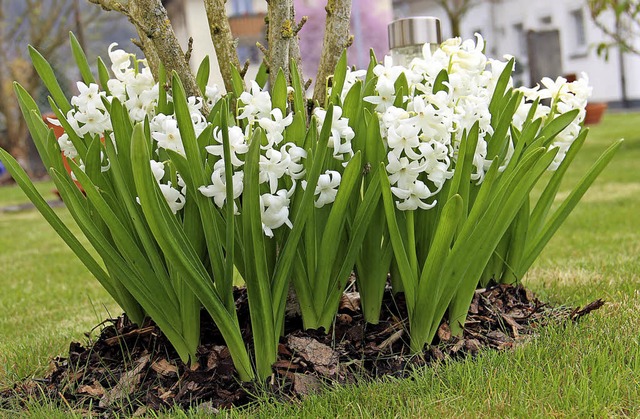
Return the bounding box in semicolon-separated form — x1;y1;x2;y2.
584;102;608;125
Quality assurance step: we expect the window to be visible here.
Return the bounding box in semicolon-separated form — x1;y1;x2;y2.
570;9;587;49
231;0;253;16
539;16;553;25
513;23;527;58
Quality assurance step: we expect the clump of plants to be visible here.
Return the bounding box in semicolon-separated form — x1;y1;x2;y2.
0;26;621;385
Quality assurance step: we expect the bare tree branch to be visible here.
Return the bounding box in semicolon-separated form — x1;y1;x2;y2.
203;0;241;93
313;0;352;106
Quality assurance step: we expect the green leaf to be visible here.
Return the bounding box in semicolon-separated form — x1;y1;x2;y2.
486;90;522;160
289;59;306;114
410;194;463;351
313;152;362;316
502;197;529;284
272;69;287;114
272;107;334;333
230;65;245;98
171;72;228;306
521;139;623;275
323;173;384;325
97;57;111;95
329;50;348;105
69;32;95;85
489;58;515;117
255;61;269;89
157;63;172;115
28;46;71;114
539;109;580;147
242;128;276;379
196;55;211;96
528;128;588;236
131;123;253;381
379;165;417;315
433;69;449;94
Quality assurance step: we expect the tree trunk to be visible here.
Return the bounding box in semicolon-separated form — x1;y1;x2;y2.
127;0;200;98
267;0;294;87
312;0;352;106
203;0;241;94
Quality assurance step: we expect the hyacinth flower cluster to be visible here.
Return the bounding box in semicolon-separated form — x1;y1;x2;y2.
0;32;621;382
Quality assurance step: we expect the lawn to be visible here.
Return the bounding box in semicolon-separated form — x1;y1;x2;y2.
1;111;639;417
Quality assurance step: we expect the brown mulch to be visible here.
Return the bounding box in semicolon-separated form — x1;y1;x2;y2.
0;284;603;417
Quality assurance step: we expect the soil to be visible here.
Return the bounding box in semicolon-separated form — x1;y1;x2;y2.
0;284;603;417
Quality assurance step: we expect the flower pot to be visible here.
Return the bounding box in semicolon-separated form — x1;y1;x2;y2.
584;102;608;125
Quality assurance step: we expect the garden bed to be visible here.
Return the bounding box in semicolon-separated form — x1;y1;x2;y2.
0;284;603;416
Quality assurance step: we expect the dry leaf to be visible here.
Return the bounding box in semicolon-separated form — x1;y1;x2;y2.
151;359;178;376
77;380;105;397
99;354;150;407
339;292;361;312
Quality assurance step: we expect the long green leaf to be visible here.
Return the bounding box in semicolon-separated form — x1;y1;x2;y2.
379;165;417;315
131;123;253;381
196;55;211;96
171;73;229;308
521;139;623;275
410;194;463;351
69;32;96;85
313;152;362;318
242;127;276;379
28;46;71;114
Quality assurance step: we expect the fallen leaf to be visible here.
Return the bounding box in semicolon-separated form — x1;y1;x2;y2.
339;292;361;312
99;354;150;408
151;359;178;376
437;323;451;342
77;380;105;397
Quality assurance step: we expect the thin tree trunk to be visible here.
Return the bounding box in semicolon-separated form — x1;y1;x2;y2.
203;0;241;94
89;0;198;97
127;0;199;97
267;0;294;87
312;0;352;106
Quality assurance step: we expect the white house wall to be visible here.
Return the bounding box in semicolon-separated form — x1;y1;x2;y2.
394;0;639;104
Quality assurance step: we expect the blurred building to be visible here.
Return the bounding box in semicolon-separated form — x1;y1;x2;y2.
393;0;640;107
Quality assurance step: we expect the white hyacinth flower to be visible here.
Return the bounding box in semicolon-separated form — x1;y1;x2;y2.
205;126;249;168
152;118;185;156
261;188;293;238
314;170;341;208
198;166;244;212
57;134;78;159
238;81;272;121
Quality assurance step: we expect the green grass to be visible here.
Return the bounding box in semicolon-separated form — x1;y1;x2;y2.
1;111;639;417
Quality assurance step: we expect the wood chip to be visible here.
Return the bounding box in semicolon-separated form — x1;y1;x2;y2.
287;336;339;376
103;326;155;346
292;373;322;396
378;329;404;351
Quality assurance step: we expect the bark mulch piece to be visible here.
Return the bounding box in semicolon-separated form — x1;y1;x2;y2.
0;284;603;416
